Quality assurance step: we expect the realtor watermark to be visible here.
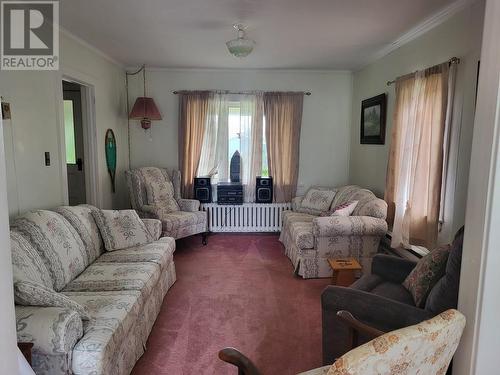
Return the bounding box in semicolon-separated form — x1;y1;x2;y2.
1;1;59;70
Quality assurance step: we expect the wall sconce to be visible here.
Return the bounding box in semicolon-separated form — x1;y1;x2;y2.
127;65;161;130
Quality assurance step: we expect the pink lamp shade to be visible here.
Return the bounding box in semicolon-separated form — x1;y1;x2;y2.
129;97;162;129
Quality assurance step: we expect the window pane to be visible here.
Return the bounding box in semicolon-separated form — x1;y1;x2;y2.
64;100;76;164
262;116;268;176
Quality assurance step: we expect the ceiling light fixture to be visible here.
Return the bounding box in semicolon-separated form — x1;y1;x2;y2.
226;23;255;58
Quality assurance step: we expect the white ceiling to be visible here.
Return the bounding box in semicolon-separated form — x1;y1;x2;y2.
60;0;461;70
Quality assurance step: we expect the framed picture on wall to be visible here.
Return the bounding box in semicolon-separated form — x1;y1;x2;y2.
360;93;386;144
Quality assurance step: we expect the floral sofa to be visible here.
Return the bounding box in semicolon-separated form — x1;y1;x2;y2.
280;185;388;278
10;205;176;375
125;167;208;243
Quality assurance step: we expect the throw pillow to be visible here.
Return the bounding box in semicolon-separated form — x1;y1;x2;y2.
331;200;358;216
403;244;450;307
14;281;91;320
301;188;337;212
92;209;153;251
145;180;180;213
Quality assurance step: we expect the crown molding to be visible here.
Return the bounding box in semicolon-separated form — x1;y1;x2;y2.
358;0;476;71
128;66;352;74
60;26;125;69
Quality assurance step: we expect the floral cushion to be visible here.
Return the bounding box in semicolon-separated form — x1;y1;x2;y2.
326;310;465;375
331;200;358;216
301;188;337;212
92;209;153;252
10;230;54;288
63;262;160;294
12;210;88;291
97;237;175;272
14;281;90;320
141;167;180;213
403;244;450;307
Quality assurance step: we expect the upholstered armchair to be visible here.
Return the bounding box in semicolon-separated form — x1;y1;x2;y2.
125;167;208;244
219;309;465;375
280;185;388;278
321;227;464;365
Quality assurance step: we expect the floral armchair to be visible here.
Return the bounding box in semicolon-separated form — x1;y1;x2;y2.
219;309;466;375
125;167;208;244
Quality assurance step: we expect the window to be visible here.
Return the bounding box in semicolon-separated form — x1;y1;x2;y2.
63;100;76;164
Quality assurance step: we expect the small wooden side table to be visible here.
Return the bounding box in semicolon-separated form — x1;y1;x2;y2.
328;258;362;287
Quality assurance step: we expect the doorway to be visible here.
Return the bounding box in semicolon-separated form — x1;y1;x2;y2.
63;81;86;205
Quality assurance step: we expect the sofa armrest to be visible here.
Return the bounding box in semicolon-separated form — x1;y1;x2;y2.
138;204;160;219
321;285;433;364
371;254;417;284
313;216;388;238
291;196;304;211
142;218;162;240
16;306;83;356
178;198;200;212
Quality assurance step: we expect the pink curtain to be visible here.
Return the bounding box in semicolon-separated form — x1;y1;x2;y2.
264;92;304;202
178;92;210;198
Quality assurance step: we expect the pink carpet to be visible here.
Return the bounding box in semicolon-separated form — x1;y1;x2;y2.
131;234;330;375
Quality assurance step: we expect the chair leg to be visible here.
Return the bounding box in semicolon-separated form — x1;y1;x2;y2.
202;232;208;245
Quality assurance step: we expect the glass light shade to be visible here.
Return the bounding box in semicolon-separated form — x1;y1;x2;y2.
226;37;255;58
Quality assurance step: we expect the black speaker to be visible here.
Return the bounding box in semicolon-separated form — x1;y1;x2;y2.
194;177;212;203
255;176;273;203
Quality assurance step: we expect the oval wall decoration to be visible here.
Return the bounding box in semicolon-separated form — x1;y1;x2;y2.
105;129;117;192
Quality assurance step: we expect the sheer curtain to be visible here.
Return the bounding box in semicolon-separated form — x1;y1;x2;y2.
264;92;304;203
386;62;452;249
240;93;263;202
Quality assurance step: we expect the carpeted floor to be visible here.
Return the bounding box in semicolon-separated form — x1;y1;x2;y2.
131;233;331;375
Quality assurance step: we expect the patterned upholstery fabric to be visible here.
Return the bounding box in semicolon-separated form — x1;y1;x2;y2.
92;209;153;251
10;230;53;288
63;262;160;294
12;204;177;375
14;281;91;320
126;167;208;240
160;210;207;239
54;205;104;264
141;218;163;241
98;237;175;272
12;210;88;291
403;244;450;307
301;188;337;211
280;186;388;278
298;366;331;375
323;309;465;375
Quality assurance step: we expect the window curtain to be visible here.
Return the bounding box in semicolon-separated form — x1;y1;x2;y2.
264;92;304;203
178;91;210;198
240;93;264;202
385;62;452;249
197;93;228;181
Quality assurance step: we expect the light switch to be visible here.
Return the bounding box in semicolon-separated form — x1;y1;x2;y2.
45;152;50;166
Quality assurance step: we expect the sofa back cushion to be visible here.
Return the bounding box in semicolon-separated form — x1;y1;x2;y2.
301;188;337;212
12;210;87;291
332;185;387;219
54;205;104;264
10;230;53;289
425;227;464;314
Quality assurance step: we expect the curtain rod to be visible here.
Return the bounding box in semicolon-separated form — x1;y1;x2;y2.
172;90;311;96
386;57;460;86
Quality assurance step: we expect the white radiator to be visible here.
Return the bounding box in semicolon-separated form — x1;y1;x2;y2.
201;203;291;232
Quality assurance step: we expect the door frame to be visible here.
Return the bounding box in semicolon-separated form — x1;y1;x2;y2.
56;69;99;207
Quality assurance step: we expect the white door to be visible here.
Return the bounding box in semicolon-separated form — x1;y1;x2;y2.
63;81;86;205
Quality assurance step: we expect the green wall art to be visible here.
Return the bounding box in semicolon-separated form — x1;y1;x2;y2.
105;129;117;192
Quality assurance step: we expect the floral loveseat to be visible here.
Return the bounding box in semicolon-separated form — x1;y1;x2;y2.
280;185;388;278
125;167;208;243
10;205;176;375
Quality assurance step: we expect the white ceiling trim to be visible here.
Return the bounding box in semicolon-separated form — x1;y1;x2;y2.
129;66;352;74
60;26;125;69
358;0;476;71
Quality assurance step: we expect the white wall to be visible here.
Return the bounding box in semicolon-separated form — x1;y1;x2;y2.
0;32;128;218
349;0;484;241
128;69;352;195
